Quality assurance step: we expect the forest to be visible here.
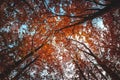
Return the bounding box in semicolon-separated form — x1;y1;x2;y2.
0;0;120;80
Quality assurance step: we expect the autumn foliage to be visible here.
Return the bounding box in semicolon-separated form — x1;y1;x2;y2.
0;0;120;80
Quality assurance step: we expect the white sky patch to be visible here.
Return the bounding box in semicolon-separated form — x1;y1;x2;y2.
18;24;28;39
59;5;66;15
30;70;36;78
70;0;72;4
92;17;107;30
0;26;10;32
70;13;75;22
102;71;106;75
50;6;55;13
57;16;61;20
44;0;55;14
45;0;50;5
55;16;61;21
92;1;105;9
63;61;75;79
9;70;17;79
99;0;105;5
41;69;48;77
45;0;66;15
50;72;57;79
8;42;16;48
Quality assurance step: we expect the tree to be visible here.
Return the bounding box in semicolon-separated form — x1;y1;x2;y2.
0;0;120;80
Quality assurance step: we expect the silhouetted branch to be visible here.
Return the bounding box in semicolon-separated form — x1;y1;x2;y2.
56;0;120;31
86;0;110;6
12;55;39;80
69;39;120;80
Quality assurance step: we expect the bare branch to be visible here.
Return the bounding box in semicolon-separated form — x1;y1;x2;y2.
86;0;110;6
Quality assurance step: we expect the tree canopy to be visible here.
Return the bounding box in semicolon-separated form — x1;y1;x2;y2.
0;0;120;80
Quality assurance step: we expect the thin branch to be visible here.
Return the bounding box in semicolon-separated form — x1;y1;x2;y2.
12;55;39;80
86;0;109;6
86;8;102;11
56;4;113;31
